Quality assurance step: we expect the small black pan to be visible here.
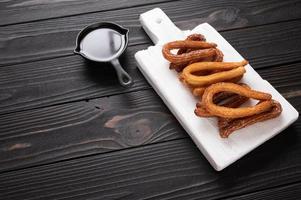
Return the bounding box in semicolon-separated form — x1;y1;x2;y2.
74;22;133;87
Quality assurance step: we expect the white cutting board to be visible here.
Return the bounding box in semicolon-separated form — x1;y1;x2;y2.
134;8;299;171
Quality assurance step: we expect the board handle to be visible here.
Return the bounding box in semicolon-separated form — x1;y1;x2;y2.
139;8;185;45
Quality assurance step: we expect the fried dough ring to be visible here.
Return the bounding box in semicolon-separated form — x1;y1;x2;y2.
171;34;206;71
177;34;206;55
162;36;282;138
217;100;261;129
219;100;282;138
202;82;273;118
162;41;217;64
195;95;249;117
180;60;247;87
192;74;243;97
195;84;250;117
170;48;224;72
167;35;223;72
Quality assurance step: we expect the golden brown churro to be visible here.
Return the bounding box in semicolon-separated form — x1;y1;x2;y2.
201;82;273;119
180;60;248;87
218;100;282;138
161;34;282;138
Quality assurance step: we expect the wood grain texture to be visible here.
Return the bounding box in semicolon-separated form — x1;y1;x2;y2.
0;0;172;26
2;0;298;27
0;25;301;115
0;47;151;115
0;89;185;172
0;0;301;66
221;21;301;68
1;0;300;199
0;74;300;172
0;120;300;200
258;62;301;95
225;182;301;200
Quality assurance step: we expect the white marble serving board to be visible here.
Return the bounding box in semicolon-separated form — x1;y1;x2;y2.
134;8;299;171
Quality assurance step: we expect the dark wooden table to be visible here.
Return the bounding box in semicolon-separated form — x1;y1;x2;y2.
0;0;301;199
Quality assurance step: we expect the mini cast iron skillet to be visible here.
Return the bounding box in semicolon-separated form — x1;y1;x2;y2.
74;22;133;87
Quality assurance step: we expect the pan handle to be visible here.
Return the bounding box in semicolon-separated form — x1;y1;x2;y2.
111;59;133;87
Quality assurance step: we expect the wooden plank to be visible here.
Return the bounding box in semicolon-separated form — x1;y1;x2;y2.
0;26;301;115
0;0;172;26
258;63;301;95
221;21;301;68
0;0;301;66
0;47;151;115
0;72;300;172
1;0;300;26
0;119;300;200
0;89;185;172
224;182;301;200
3;0;299;27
